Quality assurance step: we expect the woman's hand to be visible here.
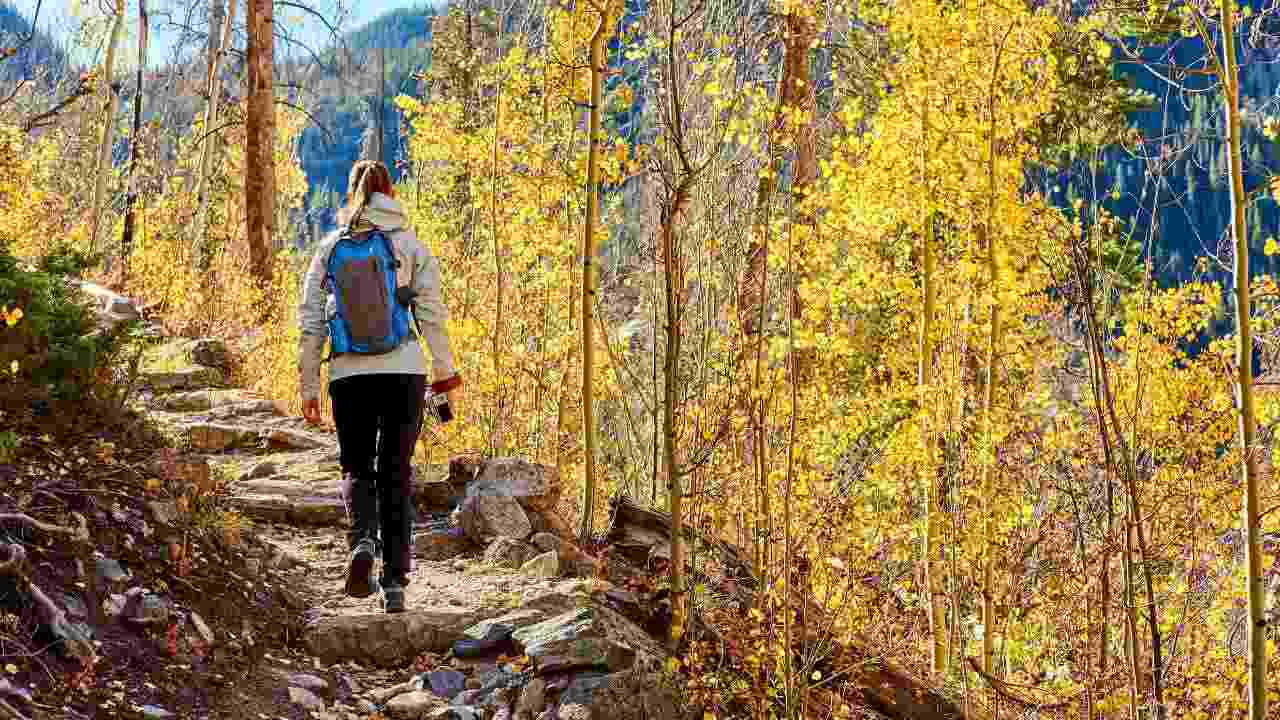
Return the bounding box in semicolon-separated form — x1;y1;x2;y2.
303;398;322;426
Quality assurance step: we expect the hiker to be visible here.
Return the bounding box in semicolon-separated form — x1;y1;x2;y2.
297;159;461;613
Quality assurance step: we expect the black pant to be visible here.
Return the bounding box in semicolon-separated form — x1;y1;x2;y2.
329;373;426;587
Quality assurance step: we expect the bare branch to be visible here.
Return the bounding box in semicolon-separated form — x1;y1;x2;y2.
0;512;90;543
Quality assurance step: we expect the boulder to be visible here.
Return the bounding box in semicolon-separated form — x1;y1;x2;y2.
455;494;532;543
555;670;681;720
484;537;536;569
511;604;664;675
468;458;560;513
76;281;140;332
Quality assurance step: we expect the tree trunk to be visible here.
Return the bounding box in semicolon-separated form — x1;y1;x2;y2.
194;0;235;269
1221;4;1267;718
245;0;276;286
89;0;126;256
119;0;149;284
577;7;607;541
918;70;945;677
664;181;689;649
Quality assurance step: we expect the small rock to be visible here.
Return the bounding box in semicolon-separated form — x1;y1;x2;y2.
189;612;215;645
517;678;545;715
50;620;94;661
127;594;173;626
103;594;128;618
60;593;88;620
189;338;230;368
243;460;279;481
415;530;476;562
520;551;559;580
289;686;326;711
453;560;468;572
427;708;480;720
484;537;535;569
139;705;176;719
336;673;362;697
288;673;331;695
370;680;421;705
385;689;446;718
95;558;129;588
425;668;467;700
148;500;181;527
528;533;561;555
558;705;590;720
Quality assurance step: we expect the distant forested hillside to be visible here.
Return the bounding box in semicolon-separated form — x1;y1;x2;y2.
0;1;67;83
1041;35;1280;289
294;4;437;234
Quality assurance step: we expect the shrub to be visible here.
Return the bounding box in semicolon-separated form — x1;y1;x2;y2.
0;243;116;399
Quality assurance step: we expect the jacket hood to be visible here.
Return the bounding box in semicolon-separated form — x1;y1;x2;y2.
342;192;408;231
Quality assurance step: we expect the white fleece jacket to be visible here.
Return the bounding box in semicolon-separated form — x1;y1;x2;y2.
297;193;456;403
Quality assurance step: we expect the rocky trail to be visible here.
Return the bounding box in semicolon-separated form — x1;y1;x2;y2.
0;334;686;720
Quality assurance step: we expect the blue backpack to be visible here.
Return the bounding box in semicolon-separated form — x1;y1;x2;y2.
324;228;414;356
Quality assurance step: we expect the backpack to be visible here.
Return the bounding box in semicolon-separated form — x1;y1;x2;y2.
324;228;414;356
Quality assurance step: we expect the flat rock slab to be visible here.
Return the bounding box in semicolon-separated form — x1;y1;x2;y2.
142;366;223;392
151;389;252;412
228;493;347;525
264;428;331;451
184;423;259;452
303;609;496;668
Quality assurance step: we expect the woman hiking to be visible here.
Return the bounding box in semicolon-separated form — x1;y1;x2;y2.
298;160;460;613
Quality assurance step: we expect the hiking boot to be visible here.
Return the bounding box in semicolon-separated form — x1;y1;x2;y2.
381;582;405;614
344;539;377;599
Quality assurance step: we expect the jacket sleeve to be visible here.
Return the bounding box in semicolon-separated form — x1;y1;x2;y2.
297;238;330;404
407;230;457;379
